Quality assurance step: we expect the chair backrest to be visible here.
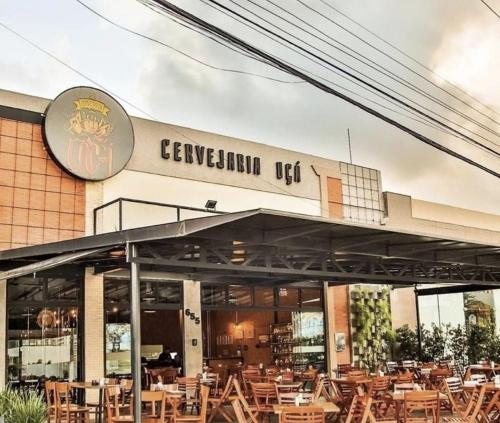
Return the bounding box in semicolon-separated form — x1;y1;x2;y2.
198;384;210;423
369;376;390;396
120;378;133;390
345;395;372;423
45;381;56;408
444;377;462;393
333;380;358;402
386;361;397;374
142;390;166;421
470;373;487;384
402;360;416;368
281;406;325;423
251;383;278;409
403;390;440;423
337;364;353;377
302;369;318;381
177;377;199;399
396;372;414;383
278;392;313;405
54;382;72;413
347;370;368;380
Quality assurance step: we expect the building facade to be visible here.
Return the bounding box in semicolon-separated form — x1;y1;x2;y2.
0;87;499;387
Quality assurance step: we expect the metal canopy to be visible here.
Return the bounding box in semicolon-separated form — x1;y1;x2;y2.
0;208;499;285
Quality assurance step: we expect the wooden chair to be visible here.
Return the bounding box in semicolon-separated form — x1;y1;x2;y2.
368;376;392;418
332;379;359;418
403;390;440;423
174;385;209;423
55;382;90;423
278;392;314;405
241;370;266;396
141;390;167;423
104;386;133;423
348;370;369;380
251;382;279;421
396;372;414;384
443;377;467;415
337;364;353;378
281;406;325;423
178;377;201;413
45;381;58;423
385;362;398;375
345;395;373;423
470;374;487;385
428;368;452;390
232;378;259;423
207;374;235;423
442;385;487;422
232;398;249;423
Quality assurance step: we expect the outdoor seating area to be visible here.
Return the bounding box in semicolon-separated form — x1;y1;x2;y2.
23;359;499;422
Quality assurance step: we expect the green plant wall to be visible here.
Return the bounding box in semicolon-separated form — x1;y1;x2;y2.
350;285;394;371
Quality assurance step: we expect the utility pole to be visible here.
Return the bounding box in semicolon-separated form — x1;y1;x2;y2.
347;128;353;164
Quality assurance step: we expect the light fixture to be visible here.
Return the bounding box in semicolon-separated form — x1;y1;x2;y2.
205;200;217;210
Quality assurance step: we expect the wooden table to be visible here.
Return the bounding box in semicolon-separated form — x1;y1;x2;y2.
331;377;373;394
70;382;120;423
465;366;500;380
276;382;303;391
273;401;340;415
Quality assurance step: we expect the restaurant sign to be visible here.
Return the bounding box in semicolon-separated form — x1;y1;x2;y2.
161;139;301;185
43;87;134;181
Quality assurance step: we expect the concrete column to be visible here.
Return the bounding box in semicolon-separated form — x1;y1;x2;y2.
323;283;338;376
183;280;202;376
84;268;104;401
0;279;6;389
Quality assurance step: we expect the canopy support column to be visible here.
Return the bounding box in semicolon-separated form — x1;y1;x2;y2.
129;244;142;423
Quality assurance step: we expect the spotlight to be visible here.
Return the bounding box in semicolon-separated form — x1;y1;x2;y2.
205;200;217;210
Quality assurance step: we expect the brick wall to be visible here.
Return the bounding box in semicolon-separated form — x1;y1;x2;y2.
327;177;352;364
0;118;85;250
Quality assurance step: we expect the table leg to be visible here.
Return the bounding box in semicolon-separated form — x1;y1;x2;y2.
98;389;103;423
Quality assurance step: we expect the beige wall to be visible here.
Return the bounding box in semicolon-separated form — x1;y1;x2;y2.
183;280;202;376
411;198;500;232
384;192;500;246
84;268;104;401
390;287;417;330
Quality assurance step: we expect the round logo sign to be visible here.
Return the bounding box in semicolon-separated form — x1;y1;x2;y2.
43;86;134;181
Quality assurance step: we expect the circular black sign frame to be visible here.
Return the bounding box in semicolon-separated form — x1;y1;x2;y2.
43;86;135;181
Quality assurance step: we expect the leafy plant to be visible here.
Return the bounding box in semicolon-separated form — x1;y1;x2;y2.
448;325;468;366
351;286;394;371
0;388;47;423
421;323;450;362
395;324;419;360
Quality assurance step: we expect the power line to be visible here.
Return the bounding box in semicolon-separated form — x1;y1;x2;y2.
195;0;482;146
73;0;302;84
142;0;480;147
318;0;500;119
0;19;336;218
252;0;500;140
201;0;500;157
480;0;500;19
145;0;500;177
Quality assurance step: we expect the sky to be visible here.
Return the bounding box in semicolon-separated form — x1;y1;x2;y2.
0;0;499;214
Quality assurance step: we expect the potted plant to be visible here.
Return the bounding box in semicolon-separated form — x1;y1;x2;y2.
0;388;46;423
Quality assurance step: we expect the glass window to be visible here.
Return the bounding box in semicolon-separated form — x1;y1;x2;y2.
255;287;274;307
47;277;79;301
201;286;226;305
7;306;80;382
141;281;181;305
228;285;252;306
105;280;130;304
8;277;44;302
278;288;299;307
